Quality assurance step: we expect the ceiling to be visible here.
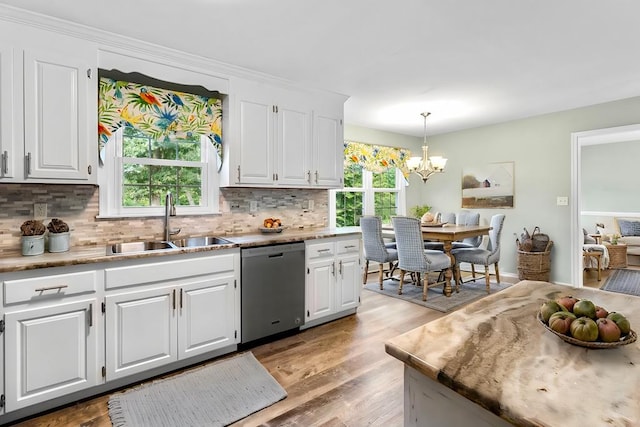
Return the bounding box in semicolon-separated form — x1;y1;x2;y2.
2;0;640;137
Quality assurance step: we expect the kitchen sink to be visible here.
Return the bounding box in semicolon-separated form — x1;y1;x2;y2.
106;236;232;255
171;236;231;248
107;240;176;255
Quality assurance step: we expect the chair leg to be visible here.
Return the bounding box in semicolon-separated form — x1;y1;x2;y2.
454;266;460;293
398;269;406;295
379;266;384;290
484;265;490;294
471;264;476;278
422;273;429;301
363;260;369;285
494;263;501;283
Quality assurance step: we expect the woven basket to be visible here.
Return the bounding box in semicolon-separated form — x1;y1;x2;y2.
517;241;553;281
606;244;627;269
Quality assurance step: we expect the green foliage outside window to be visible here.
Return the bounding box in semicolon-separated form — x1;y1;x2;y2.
122;127;203;208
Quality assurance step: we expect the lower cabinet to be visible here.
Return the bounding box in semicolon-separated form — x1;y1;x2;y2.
104;251;239;380
305;236;361;324
4;298;100;411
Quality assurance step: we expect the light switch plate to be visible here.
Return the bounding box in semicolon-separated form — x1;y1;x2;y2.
34;203;47;218
249;200;258;212
556;196;568;206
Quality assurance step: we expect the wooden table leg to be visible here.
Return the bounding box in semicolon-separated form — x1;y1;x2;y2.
442;240;454;297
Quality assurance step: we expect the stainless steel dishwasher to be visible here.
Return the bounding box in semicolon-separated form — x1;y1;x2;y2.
241;242;305;343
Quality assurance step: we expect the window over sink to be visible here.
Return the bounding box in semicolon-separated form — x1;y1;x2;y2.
97;73;222;217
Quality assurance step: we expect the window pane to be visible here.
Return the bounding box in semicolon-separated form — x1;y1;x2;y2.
150;165;178;186
372;169;396;189
178;186;202;206
122;185;150;207
335;191;363;227
374;192;398;224
177;138;202;161
150;138;178;160
122;128;151;158
123;164;150;185
343;164;363;188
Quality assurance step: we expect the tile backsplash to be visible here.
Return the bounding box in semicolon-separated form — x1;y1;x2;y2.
0;184;329;253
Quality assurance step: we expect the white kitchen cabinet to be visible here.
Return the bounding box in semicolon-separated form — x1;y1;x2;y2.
0;21;97;183
305;236;361;324
312;102;344;188
227;78;311;187
221;77;346;188
2;268;101;412
104;251;240;380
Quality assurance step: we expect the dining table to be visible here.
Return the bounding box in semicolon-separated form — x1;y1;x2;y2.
382;223;492;296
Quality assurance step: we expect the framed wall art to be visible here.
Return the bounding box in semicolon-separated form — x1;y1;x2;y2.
461;161;514;209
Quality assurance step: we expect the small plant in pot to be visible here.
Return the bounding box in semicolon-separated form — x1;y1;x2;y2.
20;220;46;256
47;218;70;253
410;205;433;223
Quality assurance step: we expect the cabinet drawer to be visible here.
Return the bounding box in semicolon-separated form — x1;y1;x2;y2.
337;238;360;254
4;270;97;305
105;253;236;289
306;241;335;258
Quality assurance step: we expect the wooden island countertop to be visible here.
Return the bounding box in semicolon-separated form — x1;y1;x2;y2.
385;280;640;427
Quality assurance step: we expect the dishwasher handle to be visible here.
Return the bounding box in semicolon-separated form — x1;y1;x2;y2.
268;253;284;258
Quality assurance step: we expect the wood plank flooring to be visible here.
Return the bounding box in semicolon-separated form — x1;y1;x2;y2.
9;275;444;427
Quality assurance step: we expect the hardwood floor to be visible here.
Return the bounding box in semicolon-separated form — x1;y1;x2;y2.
10;275;444;427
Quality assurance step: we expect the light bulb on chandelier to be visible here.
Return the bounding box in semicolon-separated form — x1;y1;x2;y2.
407;112;447;182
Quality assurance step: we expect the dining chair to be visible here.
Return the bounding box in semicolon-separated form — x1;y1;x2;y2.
452;210;482;249
360;216;399;289
391;216;453;301
451;214;505;293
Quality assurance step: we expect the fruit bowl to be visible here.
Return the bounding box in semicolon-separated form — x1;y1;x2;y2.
259;226;284;234
537;312;637;349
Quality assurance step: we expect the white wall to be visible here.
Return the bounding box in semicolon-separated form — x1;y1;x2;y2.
422;96;640;284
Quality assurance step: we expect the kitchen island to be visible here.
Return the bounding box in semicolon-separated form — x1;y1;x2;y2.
385;280;640;427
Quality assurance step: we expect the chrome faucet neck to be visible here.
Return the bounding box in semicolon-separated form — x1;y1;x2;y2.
164;192;179;241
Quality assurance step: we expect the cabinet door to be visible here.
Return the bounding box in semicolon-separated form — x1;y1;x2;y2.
312;110;343;188
4;299;99;411
23;47;94;182
306;257;335;322
336;252;361;311
0;45;19;180
276;100;312;186
178;274;236;359
237;94;275;185
105;286;177;380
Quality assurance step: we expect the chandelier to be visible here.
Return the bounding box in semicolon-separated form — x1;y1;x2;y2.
406;112;447;182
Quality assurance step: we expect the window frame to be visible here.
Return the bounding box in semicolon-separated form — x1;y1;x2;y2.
98;127;219;218
330;167;406;227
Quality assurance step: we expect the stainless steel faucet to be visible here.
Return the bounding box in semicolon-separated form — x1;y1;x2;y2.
164;192;181;241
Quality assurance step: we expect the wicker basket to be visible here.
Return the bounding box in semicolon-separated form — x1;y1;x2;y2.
517;241;553;281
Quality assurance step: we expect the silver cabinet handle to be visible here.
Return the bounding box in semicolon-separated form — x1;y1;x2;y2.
88;303;93;327
237;165;241;183
1;151;7;174
180;288;183;309
318;248;331;253
315;170;319;184
172;289;176;310
331;262;335;276
344;245;357;249
26;152;31;176
307;170;311;184
35;284;68;292
339;260;343;275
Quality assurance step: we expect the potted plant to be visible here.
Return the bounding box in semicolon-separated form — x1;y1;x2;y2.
20;220;46;256
47;218;70;252
410;205;434;223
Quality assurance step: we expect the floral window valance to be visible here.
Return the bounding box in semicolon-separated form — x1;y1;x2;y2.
344;140;411;179
98;78;223;169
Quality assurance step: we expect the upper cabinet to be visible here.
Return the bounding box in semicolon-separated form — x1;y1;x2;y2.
0;22;97;183
221;77;346;188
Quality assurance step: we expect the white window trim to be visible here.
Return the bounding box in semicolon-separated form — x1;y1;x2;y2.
98;128;219;218
330;168;406;227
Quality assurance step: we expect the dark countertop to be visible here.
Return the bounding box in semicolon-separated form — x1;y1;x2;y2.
0;227;361;273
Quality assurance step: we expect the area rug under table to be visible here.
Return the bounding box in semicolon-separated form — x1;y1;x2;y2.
364;276;510;312
601;268;640;297
108;352;286;427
